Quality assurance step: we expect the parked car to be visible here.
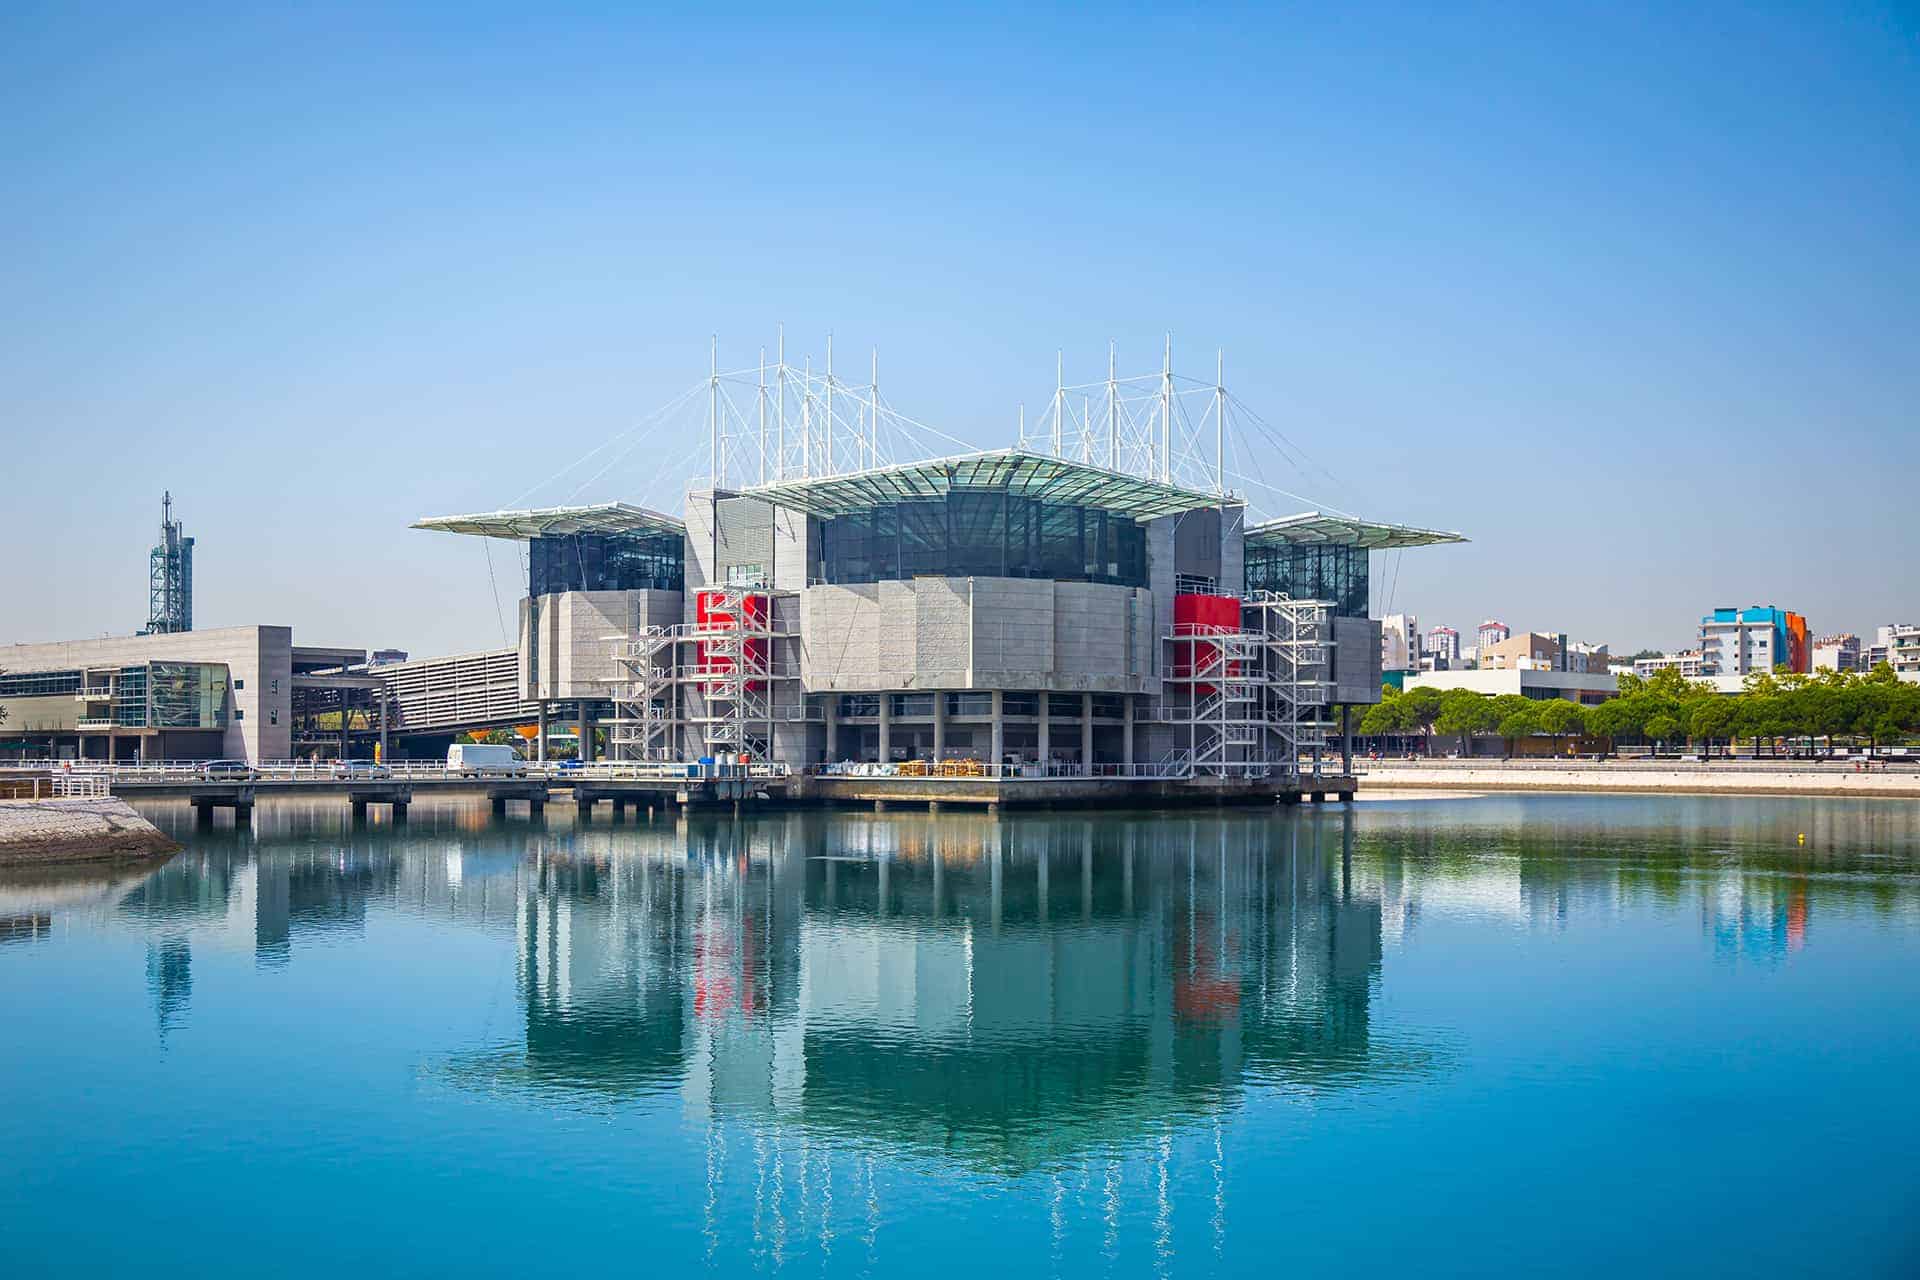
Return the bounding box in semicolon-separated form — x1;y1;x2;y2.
199;760;256;780
553;757;586;774
331;759;391;780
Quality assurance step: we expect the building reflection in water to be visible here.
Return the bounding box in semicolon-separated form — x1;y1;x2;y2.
451;809;1409;1172
16;795;1914;1267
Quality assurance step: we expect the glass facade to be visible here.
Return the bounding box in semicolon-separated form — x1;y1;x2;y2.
528;532;684;596
819;491;1147;588
1244;543;1370;618
0;670;82;698
147;662;229;728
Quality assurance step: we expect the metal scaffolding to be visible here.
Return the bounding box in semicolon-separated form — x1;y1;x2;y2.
1153;594;1333;779
606;589;800;764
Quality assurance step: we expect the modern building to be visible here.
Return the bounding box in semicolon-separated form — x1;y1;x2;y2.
1425;625;1461;666
0;627;369;762
414;365;1466;789
1476;630;1609;674
1870;624;1920;680
1402;667;1620;706
1476;619;1510;654
1698;605;1809;676
1811;634;1861;673
1633;649;1707;678
1380;614;1419;674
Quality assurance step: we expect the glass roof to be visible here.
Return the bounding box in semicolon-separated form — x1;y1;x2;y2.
1245;511;1467;550
411;502;686;540
741;449;1235;521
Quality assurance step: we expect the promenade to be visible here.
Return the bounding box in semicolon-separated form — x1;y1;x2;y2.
1361;758;1920;800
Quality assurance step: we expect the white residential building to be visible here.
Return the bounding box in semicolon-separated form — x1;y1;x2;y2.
1381;614;1419;673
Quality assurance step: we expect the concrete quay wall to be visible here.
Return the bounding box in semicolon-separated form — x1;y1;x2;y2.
0;797;180;865
1364;764;1920;800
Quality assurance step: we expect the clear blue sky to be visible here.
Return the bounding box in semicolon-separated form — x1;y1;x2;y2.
5;1;1916;658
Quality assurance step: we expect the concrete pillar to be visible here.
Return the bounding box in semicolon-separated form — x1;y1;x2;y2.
535;701;547;763
989;690;1004;771
1037;696;1050;771
578;703;594;763
339;704;350;759
378;692;390;763
1081;692;1095;776
878;695;892;764
933;693;947;764
824;696;839;761
1122;695;1135;772
1340;705;1353;776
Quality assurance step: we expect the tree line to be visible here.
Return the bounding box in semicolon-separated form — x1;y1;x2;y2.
1358;665;1920;757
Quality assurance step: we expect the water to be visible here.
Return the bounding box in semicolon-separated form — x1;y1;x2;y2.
3;793;1918;1276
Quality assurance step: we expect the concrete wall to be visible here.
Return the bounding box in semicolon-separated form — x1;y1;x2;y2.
520;589;682;700
0;625;292;760
799;577;1155;694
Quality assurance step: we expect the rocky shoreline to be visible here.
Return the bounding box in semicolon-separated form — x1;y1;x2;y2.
0;797;181;866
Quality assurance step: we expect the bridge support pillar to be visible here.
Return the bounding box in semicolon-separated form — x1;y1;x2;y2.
490;796;507;817
351;798;368;821
1081;693;1095;777
392;800;409;822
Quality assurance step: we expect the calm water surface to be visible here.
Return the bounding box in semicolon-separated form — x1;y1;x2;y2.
3;794;1918;1276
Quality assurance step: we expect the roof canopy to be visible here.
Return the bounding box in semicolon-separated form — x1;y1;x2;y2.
741;449;1235;521
410;502;685;540
1245;511;1467;551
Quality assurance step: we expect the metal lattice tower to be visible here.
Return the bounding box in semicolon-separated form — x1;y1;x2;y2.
145;491;194;635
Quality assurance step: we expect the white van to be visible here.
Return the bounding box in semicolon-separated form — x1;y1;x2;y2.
446;743;527;777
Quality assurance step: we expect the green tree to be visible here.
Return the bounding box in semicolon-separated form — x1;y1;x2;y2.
1644;712;1683;750
1496;701;1540;749
1536;698;1586;752
1401;686;1446;755
1359;694;1416;739
1489;694;1534;757
1688;697;1736;758
1435;689;1499;753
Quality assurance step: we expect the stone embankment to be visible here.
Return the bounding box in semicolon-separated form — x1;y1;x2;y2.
1362;761;1920;800
0;797;181;865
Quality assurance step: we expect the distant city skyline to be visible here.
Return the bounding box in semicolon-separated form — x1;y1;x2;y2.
4;3;1915;658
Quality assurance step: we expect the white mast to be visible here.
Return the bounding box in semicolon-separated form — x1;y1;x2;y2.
1052;350;1064;457
801;356;813;479
1215;349;1226;497
757;346;767;485
709;334;719;487
825;333;835;478
1160;333;1173;484
776;325;786;482
868;347;879;472
1107;342;1119;471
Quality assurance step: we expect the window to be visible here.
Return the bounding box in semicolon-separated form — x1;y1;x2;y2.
1090;695;1125;719
1002;693;1038;717
268;709;278;725
0;669;83;698
726;563;765;587
528;531;685;595
1048;693;1083;718
945;692;993;717
233;679;245;691
234;709;244;720
838;694;880;717
1244;543;1370;617
889;693;934;718
819;488;1147;588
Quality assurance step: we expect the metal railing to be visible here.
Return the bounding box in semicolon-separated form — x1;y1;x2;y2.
0;759;790;785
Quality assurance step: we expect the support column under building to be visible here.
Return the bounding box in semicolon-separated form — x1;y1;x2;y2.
578;703;594;763
1340;705;1353;776
1037;698;1050;770
824;697;838;762
990;690;1004;770
1081;692;1094;776
932;694;946;764
1122;695;1135;771
535;701;547;763
378;693;389;763
877;696;892;764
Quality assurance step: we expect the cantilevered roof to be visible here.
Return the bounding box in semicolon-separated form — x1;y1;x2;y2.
1245;511;1467;551
410;501;685;540
741;449;1233;521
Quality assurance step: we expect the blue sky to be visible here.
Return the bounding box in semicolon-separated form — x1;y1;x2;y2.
4;1;1916;657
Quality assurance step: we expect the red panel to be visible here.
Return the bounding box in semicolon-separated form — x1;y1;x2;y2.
1172;593;1243;690
694;590;768;691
